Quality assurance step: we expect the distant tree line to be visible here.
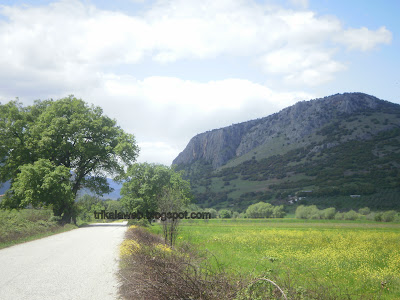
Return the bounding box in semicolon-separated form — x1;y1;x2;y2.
295;205;399;222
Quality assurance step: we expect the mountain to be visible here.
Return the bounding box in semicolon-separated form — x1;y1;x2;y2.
0;181;10;195
77;178;123;200
1;179;122;200
173;93;400;211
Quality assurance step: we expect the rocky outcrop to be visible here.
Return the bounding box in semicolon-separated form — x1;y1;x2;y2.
172;119;261;168
173;93;399;168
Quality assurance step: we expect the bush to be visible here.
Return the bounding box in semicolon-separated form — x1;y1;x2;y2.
335;212;344;220
374;212;383;222
381;210;397;222
0;208;65;244
272;205;286;218
322;207;336;219
366;212;376;221
246;202;273;218
344;210;359;220
358;207;371;215
218;209;231;219
245;202;286;218
127;218;150;227
118;226;240;300
295;205;320;219
204;208;218;218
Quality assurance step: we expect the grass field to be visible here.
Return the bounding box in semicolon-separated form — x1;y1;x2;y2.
149;218;400;299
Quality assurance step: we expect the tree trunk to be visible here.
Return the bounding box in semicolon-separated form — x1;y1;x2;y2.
54;203;77;225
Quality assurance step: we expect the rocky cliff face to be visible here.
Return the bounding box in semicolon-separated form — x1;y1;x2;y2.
173;93;398;168
172;119;261;168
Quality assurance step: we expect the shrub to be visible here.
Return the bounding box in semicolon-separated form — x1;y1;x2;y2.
381;210;397;222
219;209;231;219
204;208;217;218
246;202;273;218
366;212;376;221
374;212;383;222
344;210;359;220
322;207;336;219
358;207;371;215
272;205;286;218
0;208;65;244
118;226;240;300
295;205;320;219
127;218;150;227
335;212;344;220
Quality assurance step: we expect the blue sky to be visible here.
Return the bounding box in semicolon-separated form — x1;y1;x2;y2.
0;0;398;164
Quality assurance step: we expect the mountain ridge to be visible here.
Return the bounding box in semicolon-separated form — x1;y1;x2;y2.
173;93;398;169
172;92;400;211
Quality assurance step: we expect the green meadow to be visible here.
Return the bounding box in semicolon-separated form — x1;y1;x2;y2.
149;219;400;299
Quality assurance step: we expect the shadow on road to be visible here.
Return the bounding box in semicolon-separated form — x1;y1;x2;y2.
83;221;128;227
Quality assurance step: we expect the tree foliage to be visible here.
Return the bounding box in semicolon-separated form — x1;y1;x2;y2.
218;209;231;219
8;159;74;217
0;96;139;222
246;202;286;218
120;163;192;216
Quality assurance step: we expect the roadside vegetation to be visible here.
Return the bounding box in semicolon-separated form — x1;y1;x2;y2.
138;219;399;299
0;208;76;249
119;225;241;300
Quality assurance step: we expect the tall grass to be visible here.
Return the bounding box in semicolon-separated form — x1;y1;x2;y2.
0;209;76;248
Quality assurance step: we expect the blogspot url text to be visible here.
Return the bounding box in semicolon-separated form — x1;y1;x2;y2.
93;210;211;220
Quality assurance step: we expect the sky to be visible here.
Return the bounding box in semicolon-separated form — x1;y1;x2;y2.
0;0;399;165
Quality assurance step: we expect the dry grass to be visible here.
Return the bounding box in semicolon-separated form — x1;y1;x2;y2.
118;226;242;300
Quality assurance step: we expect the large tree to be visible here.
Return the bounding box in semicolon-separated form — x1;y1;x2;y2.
120;163;191;217
0;96;139;223
121;162;192;246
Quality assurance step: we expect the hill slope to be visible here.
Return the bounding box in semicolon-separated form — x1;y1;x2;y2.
173;93;400;211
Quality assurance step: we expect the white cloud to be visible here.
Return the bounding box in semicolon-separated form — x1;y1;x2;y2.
79;74;314;164
261;47;346;86
0;0;392;164
0;0;392;90
288;0;309;8
137;141;180;164
334;26;392;51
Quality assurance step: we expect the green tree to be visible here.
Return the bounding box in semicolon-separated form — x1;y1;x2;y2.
218;209;231;218
295;205;320;219
232;211;240;218
344;210;359;220
204;208;218;218
158;187;186;246
11;159;75;220
77;194;102;212
0;97;139;223
272;205;286;218
381;210;397;222
121;163;191;246
105;199;123;213
358;207;371;215
246;202;274;218
76;194;102;221
120;163;191;219
322;207;336;219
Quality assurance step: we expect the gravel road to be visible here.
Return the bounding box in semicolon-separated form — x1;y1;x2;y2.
0;222;128;300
